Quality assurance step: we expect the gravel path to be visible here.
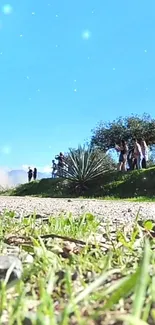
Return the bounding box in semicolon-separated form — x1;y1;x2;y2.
0;196;155;224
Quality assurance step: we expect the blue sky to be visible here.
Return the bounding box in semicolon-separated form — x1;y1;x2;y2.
0;0;155;170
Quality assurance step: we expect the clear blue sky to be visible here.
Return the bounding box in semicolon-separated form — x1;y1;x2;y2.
0;0;155;169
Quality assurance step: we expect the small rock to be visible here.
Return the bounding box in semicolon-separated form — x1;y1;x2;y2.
24;214;44;219
56;270;78;284
0;255;23;283
22;318;33;325
67;199;72;202
23;253;34;264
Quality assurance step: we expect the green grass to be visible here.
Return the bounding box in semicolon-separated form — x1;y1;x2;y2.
0;178;71;198
2;166;155;201
0;211;155;324
94;196;155;202
99;167;155;200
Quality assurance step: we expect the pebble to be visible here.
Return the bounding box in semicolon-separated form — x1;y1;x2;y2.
0;255;23;283
23;253;34;264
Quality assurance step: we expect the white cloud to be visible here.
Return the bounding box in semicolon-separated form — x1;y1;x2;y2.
22;164;51;173
22;164;29;171
0;168;11;188
42;165;51;173
0;163;52;188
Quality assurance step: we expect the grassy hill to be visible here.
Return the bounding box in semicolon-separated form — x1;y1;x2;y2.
1;166;155;200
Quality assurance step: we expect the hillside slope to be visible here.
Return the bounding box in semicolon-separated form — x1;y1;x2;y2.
99;167;155;199
1;167;155;199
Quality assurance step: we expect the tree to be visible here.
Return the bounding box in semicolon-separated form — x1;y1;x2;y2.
63;145;115;193
91;113;155;152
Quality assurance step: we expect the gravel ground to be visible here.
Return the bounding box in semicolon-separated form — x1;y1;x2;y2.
0;196;155;224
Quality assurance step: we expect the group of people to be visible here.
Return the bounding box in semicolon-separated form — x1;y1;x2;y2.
27;152;65;183
27;140;147;182
52;152;65;178
115;138;148;172
28;167;37;182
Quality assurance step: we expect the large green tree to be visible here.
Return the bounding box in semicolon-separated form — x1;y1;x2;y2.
91;113;155;152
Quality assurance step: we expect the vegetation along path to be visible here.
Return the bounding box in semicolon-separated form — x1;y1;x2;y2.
1;197;155;324
0;196;155;224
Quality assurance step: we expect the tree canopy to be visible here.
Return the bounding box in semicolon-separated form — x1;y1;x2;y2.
91;113;155;152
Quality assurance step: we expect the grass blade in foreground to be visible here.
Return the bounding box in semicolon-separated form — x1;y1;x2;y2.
62;268;120;318
117;314;149;325
102;269;140;311
74;269;121;305
132;239;151;318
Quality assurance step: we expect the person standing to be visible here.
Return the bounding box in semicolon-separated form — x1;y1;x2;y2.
133;139;142;170
127;148;136;170
28;167;33;182
33;167;37;180
52;160;57;178
55;152;64;177
140;139;148;169
115;140;128;171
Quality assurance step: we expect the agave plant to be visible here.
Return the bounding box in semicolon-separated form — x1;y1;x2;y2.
63;145;114;193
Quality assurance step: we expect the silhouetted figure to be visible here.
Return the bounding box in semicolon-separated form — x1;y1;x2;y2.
140;139;148;169
115;140;128;171
55;152;64;177
33;167;37;180
52;160;57;178
133;139;142;170
127;148;137;170
28;167;33;182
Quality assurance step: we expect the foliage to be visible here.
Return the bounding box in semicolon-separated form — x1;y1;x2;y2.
2;166;155;200
1;178;72;198
83;166;155;199
91;113;155;151
0;210;155;324
100;167;155;199
63;145;115;192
